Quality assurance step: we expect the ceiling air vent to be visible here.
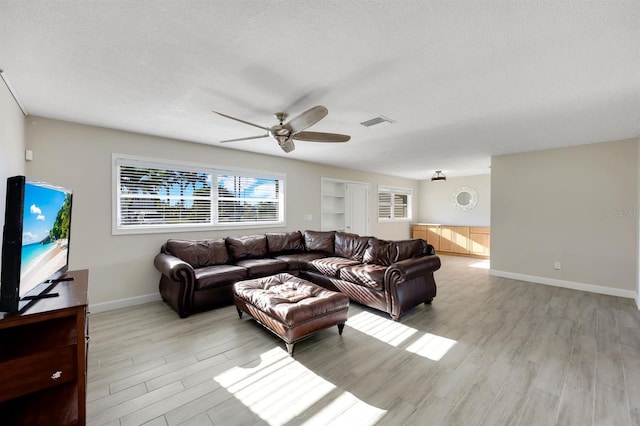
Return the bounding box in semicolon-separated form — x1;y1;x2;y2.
360;115;396;127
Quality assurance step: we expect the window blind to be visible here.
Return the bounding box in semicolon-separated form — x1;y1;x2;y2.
114;156;284;232
378;186;411;221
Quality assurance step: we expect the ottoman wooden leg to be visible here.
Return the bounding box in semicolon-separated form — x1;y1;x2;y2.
338;323;345;335
236;306;243;319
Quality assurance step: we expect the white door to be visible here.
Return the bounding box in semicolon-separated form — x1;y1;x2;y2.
345;182;370;235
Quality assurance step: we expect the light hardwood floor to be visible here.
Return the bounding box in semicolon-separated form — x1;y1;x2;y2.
87;255;640;425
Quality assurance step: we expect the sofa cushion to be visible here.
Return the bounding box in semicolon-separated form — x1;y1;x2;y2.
226;235;268;260
303;230;335;254
194;264;248;290
363;238;397;266
339;264;387;290
165;239;229;268
334;232;371;262
274;252;328;270
266;231;305;254
308;256;361;277
234;258;289;278
395;239;426;261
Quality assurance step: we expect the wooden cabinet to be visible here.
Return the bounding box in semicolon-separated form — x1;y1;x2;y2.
412;224;490;257
469;227;491;256
438;226;453;252
412;224;427;241
0;269;88;425
449;226;471;254
412;224;441;251
427;226;441;251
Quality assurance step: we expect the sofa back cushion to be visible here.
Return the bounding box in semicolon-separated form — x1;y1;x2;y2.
363;238;397;266
265;231;305;254
226;235;268;260
165;239;229;268
395;239;426;261
303;230;335;255
334;232;370;262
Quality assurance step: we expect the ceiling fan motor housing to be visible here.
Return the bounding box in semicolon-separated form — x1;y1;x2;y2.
274;112;289;124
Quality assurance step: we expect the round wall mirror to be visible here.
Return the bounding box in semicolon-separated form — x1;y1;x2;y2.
452;186;478;211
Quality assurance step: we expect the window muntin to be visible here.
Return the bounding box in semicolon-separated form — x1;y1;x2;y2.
378;186;412;221
114;156;285;233
217;174;281;224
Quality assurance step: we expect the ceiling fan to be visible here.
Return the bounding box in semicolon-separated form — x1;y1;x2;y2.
213;105;350;153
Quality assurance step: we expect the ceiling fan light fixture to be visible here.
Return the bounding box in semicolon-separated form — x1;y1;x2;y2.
431;170;446;182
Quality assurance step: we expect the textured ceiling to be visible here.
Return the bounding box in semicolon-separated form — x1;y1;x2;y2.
1;1;639;179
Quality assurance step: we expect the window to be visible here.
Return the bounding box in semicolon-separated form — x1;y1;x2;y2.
113;155;285;234
378;186;412;221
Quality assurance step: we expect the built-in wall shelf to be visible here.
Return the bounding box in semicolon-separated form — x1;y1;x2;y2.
321;178;346;231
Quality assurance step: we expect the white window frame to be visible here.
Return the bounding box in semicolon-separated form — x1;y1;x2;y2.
377;185;412;222
112;154;286;235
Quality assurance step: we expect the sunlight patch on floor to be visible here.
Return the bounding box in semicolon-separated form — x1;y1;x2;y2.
299;391;387;425
348;311;457;361
469;259;490;269
347;311;417;347
325;396;388;425
214;347;386;425
405;333;457;361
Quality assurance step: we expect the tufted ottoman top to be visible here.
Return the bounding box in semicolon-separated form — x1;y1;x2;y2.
233;273;349;327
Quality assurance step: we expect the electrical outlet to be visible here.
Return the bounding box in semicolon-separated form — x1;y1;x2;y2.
554;261;561;270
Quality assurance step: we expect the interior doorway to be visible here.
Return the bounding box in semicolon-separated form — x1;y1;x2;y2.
321;178;370;235
345;182;370;235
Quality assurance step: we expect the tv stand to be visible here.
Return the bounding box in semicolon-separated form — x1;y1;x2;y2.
0;270;88;425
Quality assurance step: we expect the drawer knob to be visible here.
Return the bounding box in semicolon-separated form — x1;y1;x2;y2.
51;371;62;380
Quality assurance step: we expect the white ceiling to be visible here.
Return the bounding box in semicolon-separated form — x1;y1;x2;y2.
1;1;639;180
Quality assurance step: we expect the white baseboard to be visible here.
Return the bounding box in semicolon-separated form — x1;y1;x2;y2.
489;269;637;300
89;293;162;314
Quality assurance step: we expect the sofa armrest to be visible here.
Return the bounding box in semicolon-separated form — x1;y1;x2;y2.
384;254;441;320
154;252;198;318
154;252;195;283
384;254;441;285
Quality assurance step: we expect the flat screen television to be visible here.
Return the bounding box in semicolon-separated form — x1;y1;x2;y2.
0;176;73;313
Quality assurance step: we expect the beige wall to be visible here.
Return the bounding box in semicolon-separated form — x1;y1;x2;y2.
491;138;638;295
0;79;25;225
25;117;418;307
418;174;491;226
637;138;640;306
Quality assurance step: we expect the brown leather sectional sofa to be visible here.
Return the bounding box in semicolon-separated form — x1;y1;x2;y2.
153;230;441;321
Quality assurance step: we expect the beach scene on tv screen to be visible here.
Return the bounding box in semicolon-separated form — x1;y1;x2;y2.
20;183;71;297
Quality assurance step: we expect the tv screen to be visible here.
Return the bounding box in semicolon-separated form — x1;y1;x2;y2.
0;176;73;313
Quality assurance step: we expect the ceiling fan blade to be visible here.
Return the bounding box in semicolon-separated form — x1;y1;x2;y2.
279;139;296;153
284;105;328;134
213;111;269;131
293;131;351;143
219;134;269;143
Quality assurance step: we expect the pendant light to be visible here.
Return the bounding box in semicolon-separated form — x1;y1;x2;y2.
431;170;446;182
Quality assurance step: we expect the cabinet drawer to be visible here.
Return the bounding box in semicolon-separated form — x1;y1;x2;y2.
0;345;77;402
470;227;490;234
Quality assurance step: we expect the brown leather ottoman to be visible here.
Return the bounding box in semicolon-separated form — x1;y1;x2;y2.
233;273;349;355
